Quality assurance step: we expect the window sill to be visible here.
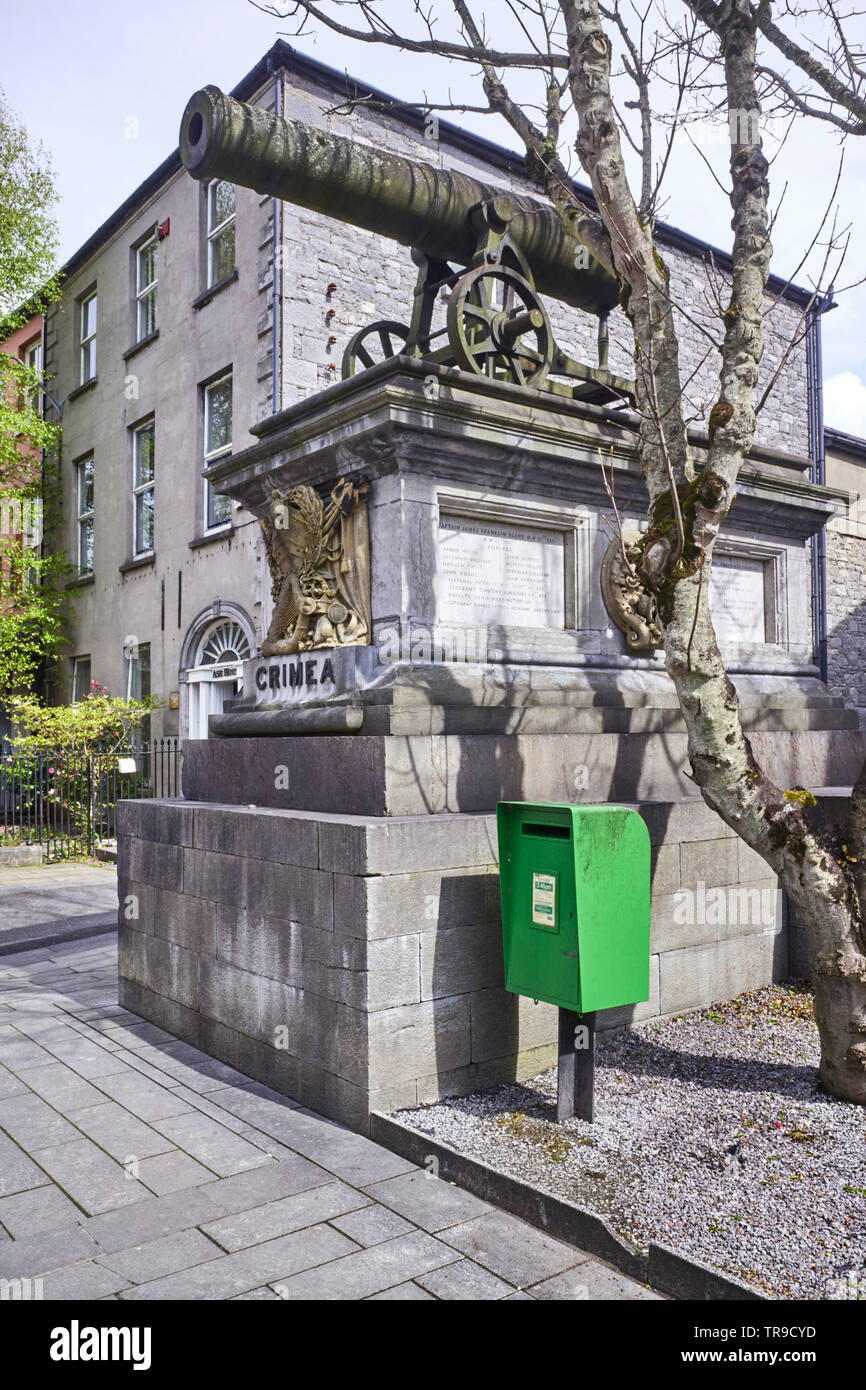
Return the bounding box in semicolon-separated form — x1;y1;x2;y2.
119;553;155;574
68;377;98;402
67;573;94;589
189;526;234;550
192;269;238;311
123;330;159;361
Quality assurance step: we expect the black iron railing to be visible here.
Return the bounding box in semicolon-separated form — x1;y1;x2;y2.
0;739;181;861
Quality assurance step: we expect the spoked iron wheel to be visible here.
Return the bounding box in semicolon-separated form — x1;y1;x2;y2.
341;321;411;378
446;266;553;388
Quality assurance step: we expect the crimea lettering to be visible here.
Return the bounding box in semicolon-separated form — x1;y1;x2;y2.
255;656;336;694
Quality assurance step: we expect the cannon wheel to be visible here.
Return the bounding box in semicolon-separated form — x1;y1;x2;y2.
447;266;553;388
341;321;411;378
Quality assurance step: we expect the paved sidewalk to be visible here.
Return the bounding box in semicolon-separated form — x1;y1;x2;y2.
0;865;118;956
0;932;660;1301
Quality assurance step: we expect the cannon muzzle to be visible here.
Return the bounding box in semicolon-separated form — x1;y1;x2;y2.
180;85;619;314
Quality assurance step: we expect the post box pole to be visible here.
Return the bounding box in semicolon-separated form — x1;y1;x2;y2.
557;1008;596;1122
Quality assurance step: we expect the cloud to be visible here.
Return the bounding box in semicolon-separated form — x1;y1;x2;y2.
823;372;866;439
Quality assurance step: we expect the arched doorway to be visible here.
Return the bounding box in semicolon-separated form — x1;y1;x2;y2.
181;606;254;739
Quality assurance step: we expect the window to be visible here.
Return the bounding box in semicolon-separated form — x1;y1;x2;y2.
25;339;42;414
77;456;94;575
136;237;158;339
71;656;91;702
203;374;232;529
79;291;97;384
125;641;151;744
133;420;155;555
207;181;235;286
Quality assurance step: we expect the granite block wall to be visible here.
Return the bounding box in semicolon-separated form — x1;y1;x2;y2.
826;530;866;716
117;793;804;1135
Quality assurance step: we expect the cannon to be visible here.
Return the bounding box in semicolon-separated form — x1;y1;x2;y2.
180;86;632;403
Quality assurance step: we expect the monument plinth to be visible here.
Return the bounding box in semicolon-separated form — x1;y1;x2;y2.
181;359;858;814
119;364;861;1131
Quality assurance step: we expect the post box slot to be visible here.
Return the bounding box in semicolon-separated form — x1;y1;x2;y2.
521;822;570;839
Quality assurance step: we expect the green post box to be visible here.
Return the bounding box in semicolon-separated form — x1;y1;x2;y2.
497;801;651;1013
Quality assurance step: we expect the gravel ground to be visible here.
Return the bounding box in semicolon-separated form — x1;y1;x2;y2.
395;983;866;1299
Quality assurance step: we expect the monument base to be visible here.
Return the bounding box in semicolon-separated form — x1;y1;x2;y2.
182;726;865;818
116;792;831;1133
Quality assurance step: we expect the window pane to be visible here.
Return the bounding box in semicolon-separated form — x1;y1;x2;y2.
209;181;235;230
79;458;93;513
81;295;97;338
138;287;157;338
135;423;155;484
81;340;95;382
80;518;93;574
210;223;235;284
138;241;157;290
207;482;232;529
72;658;91;701
206;378;232;454
135;489;154;553
133;645;151;701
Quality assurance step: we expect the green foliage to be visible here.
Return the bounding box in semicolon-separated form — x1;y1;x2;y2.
8;683;160;755
0;547;72;700
0;91;68;703
0;89;61;328
0;351;61;490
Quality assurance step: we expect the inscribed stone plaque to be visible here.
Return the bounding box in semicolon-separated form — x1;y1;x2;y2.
438;514;565;628
709;556;766;642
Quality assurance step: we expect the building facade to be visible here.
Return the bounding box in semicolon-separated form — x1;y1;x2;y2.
825;426;866;718
44;42;836;741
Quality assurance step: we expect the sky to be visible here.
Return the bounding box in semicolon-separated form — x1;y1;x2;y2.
3;0;865;435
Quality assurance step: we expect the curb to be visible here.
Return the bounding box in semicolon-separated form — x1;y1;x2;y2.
370;1112;767;1302
0;915;117;957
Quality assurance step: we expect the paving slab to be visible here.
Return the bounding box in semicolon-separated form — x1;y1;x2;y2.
0;1131;51;1198
30;1138;153;1215
132;1150;219;1194
200;1181;372;1252
438;1210;591;1287
61;1101;177;1162
121;1224;358;1300
530;1260;663;1301
150;1112;273;1178
0;929;662;1302
11;1062;107;1114
364;1170;495;1232
0;1064;29;1100
366;1281;437;1300
199;1156;332;1214
82;1188;227;1254
77;1069;192;1122
262;1229;461;1301
41;1260;132;1301
329;1204;417;1248
0;1184;84;1239
416;1258;518;1300
97;1228;224;1283
0;1224;100;1279
260;1108;417;1187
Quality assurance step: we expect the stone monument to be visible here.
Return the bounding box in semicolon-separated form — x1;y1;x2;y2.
117;87;864;1133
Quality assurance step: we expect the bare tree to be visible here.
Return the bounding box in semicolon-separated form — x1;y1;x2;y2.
257;0;866;1104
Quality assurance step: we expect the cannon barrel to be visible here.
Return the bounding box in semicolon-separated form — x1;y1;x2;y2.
180;86;619;314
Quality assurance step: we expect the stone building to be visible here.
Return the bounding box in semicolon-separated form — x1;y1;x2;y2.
44;40;837;741
825;426;866;719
